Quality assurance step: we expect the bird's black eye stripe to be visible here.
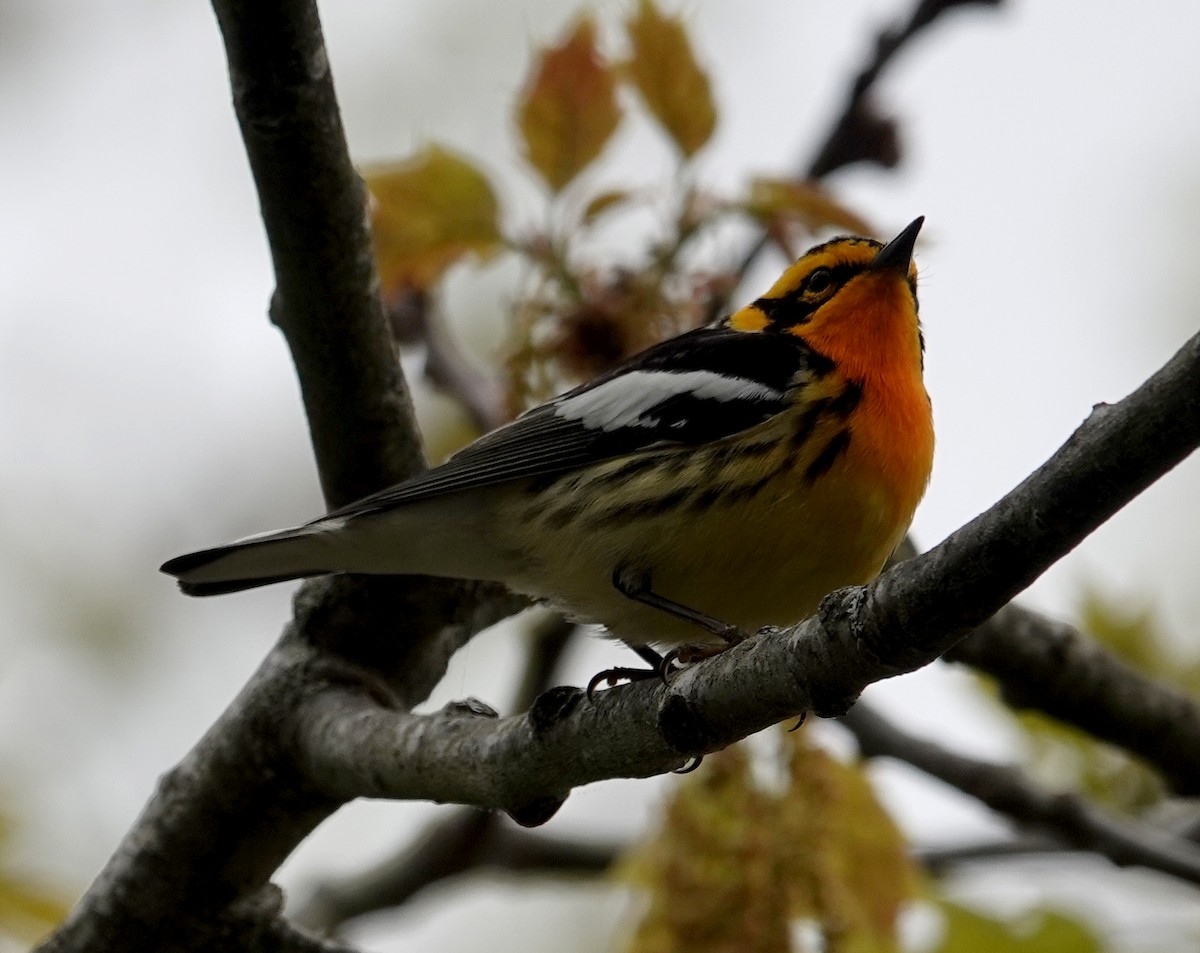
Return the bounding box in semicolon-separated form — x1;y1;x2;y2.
755;263;858;328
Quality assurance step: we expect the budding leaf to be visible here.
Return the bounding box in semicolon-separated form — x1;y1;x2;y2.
744;178;875;237
622;747;791;953
781;728;918;950
625;0;716;157
364;144;502;294
518;18;621;192
934;902;1102;953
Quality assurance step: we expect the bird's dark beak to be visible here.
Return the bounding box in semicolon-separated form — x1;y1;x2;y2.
871;216;924;272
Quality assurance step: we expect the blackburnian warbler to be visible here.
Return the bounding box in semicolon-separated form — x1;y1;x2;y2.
162;218;933;670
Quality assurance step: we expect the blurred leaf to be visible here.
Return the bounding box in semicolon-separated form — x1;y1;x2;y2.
0;875;70;943
0;807;70;942
365;144;502;294
744;178;875;238
781;728;918;952
621;731;918;953
622;746;791;953
934;902;1103;953
624;0;716;157
1078;588;1164;674
1079;586;1200;700
581;188;633;224
518;18;621;192
979;587;1193;813
1015;709;1165;812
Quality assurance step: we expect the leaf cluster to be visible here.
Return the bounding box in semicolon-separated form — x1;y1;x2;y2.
622;728;919;953
362;1;870;417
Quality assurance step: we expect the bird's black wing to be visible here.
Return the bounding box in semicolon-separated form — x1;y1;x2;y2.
323;326;828;521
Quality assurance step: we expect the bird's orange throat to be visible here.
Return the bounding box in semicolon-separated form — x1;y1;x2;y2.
794;271;924;384
795;271;934;520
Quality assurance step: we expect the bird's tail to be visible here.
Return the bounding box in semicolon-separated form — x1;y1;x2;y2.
160;524;340;596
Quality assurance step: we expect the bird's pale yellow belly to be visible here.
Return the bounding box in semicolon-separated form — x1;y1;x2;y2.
501;402;928;646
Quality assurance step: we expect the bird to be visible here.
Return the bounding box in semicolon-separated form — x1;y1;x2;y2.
162;217;933;678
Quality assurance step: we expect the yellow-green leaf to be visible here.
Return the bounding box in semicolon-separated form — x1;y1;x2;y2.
935;902;1102;953
744;178;875;237
624;0;716;157
621;732;919;953
1078;588;1160;673
582;188;633;224
0;874;71;942
781;728;918;952
364;144;502;294
518;18;621;192
621;747;791;953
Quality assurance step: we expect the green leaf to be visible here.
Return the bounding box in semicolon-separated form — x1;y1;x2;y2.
621;731;920;953
935;902;1103;953
364;144;503;294
581;188;633;224
1078;588;1160;673
621;747;791;953
781;728;918;952
624;0;716;157
518;18;621;192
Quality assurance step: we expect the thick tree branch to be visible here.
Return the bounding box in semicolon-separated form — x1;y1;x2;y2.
291;613;584;932
214;0;421;506
37;582;525;953
37;1;521;949
841;703;1200;885
292;327;1199;812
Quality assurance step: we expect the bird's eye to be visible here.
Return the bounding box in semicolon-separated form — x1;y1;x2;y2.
804;268;833;295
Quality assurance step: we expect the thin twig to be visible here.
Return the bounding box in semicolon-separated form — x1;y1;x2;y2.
726;0;1003;304
291;808;616;934
914;835;1067;873
841;703;1200;886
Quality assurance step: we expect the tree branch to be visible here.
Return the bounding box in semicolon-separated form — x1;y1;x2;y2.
36;581;525;953
948;602;1200;795
915;835;1067;872
291;808;615;934
808;0;1001;179
36;1;523;948
214;0;421;506
725;0;1002;299
290;612;585;933
841;703;1200;885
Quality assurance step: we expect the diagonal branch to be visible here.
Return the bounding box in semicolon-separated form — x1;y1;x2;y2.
948;602;1200;794
807;0;1002;179
725;0;1002;299
841;703;1200;885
